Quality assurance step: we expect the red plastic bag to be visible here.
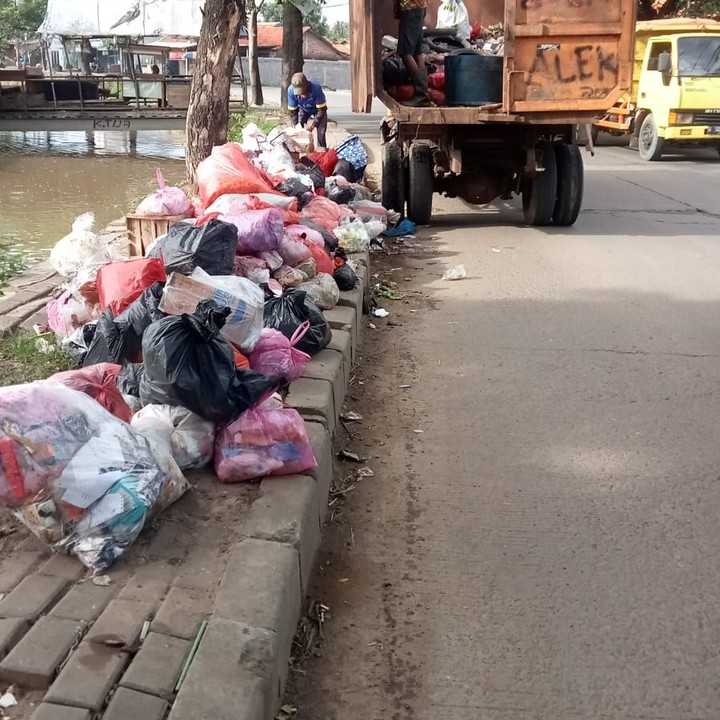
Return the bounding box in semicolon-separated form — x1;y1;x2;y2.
50;363;132;422
428;71;445;90
214;398;317;482
428;88;446;106
233;348;250;369
307;149;338;177
304;242;334;275
97;258;166;317
394;85;415;102
197;143;277;208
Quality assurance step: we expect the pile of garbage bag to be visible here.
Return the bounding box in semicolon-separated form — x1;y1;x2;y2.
27;120;408;570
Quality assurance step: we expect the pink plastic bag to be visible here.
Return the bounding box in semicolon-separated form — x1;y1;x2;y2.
285;224;324;248
300;196;354;232
197;143;276;208
46;291;94;337
222;208;284;254
135;170;193;217
249;323;311;382
278;234;312;267
214;398;317;482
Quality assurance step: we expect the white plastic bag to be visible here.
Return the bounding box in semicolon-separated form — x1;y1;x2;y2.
258;145;295;177
49;213;110;280
160;267;265;352
436;0;471;40
334;219;371;252
363;218;387;239
298;273;340;310
131;405;215;471
241;122;267;154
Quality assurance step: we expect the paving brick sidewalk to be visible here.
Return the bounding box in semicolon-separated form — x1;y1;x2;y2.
0;252;369;720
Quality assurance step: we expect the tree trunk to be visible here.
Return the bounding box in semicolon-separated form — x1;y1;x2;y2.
185;0;244;184
249;7;264;106
281;1;303;111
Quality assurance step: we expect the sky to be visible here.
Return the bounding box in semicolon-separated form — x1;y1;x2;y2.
322;0;349;26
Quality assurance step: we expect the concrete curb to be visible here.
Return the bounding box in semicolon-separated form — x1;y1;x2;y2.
168;249;370;720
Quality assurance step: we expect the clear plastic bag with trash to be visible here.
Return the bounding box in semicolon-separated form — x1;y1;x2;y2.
334;218;371;252
49;213;111;281
298;273;340;310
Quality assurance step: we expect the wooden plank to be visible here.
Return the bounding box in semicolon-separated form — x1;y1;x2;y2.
515;22;623;37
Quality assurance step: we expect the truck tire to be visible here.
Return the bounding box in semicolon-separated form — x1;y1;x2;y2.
638;113;664;161
407;143;433;225
553;143;584;226
382;142;406;215
522;142;557;226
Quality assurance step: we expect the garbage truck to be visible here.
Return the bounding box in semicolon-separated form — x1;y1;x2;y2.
350;0;637;225
594;18;720;160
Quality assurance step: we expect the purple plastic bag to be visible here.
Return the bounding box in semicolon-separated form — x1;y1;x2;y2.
278;234;312;267
214;398;317;482
220;208;284;254
248;323;311;382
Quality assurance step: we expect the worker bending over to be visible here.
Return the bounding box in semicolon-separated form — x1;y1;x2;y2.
288;73;328;148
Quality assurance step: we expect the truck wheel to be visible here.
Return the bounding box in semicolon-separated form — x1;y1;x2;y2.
638;113;664;161
522;142;557;226
407;143;434;225
382;142;406;215
553;143;584;226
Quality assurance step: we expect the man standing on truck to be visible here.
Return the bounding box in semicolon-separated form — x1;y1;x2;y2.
395;0;430;105
288;73;328;148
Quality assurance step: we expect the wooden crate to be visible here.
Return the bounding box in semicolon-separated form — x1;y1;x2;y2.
125;213;190;256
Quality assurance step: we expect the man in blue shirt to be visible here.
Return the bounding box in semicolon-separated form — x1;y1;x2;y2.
288;73;328;148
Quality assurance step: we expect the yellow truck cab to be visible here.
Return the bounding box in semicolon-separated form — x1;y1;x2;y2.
596;18;720;160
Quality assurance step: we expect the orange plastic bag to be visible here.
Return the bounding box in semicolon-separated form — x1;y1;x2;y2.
197;143;276;208
97;258;166;317
304;242;334;275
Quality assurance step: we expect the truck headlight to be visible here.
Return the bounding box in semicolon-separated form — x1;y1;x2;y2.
669;111;694;125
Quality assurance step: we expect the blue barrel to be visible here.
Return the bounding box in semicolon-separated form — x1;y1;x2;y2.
444;51;503;106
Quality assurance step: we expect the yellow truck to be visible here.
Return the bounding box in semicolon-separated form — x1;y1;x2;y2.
595;18;720;160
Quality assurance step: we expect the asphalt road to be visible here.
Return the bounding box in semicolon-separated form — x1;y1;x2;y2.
290;143;720;720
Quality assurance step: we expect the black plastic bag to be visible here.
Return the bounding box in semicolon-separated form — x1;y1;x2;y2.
148;219;237;276
63;322;97;366
82;312;131;367
296;158;325;191
114;282;165;357
332;159;356;182
383;55;410;86
140;300;278;423
334;263;358;291
278;176;311;200
263;289;331;356
327;185;354;205
117;362;145;397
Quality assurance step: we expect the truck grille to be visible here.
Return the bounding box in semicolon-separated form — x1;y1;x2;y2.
693;112;720;125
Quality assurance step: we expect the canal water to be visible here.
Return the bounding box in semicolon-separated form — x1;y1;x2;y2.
0;130;186;269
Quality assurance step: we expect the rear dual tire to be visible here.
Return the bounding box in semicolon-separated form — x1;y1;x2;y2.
381;141;434;225
522;141;583;227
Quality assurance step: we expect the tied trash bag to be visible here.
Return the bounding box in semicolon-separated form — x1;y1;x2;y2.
50;363;132;422
264;289;331;356
81;312;130;367
334;263;358;291
49;213;110;280
234;255;270;285
296;257;317;281
0;382;165;571
114;282;165;357
278;234;312;267
196;143;276;208
298;273;340;310
46;291;95;338
117;363;144;398
334;219;371;252
97;258;166;317
214;398;317;482
131;405;215;471
249;325;311;382
296;158;326;191
307;149;338;177
285;224;324;249
273;265;306;289
301;196;353;233
135;170;193;217
140;300;278;423
160;268;264;352
61;322;97;366
148;219;237;276
222;208;284;255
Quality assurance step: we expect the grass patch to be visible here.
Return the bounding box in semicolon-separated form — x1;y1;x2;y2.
0;333;72;387
0;243;28;289
228;107;285;142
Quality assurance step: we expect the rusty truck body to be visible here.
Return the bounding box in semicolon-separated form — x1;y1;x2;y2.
350;0;637;225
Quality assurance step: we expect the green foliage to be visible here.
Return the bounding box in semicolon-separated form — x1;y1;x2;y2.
0;333;72;387
228;108;285;141
0;0;47;49
261;0;329;37
0;243;28;289
328;20;348;42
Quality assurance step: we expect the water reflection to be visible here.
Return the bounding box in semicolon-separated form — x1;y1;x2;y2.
0;130;186;259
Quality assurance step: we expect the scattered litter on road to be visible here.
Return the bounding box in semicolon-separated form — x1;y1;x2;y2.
0;689;17;709
442;265;467;281
491;247;502;253
413;429;424;434
341;410;363;422
368;322;377;329
92;575;112;587
399;384;412;389
339;577;350;583
357;467;375;478
372;308;390;318
276;705;298;720
338;450;363;463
